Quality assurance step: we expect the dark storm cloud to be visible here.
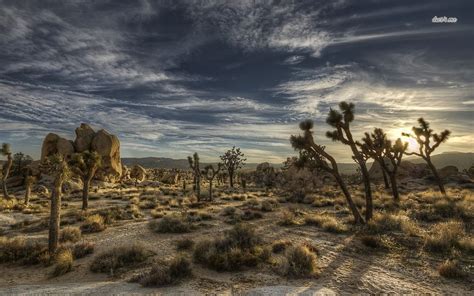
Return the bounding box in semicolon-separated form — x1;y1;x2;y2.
0;0;473;161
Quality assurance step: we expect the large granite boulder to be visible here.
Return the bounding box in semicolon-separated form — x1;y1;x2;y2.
40;124;122;182
74;123;95;152
91;129;122;182
41;133;75;161
130;165;147;183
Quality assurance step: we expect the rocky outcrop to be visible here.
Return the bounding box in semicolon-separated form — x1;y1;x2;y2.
41;133;75;161
130;165;147;183
40;124;122;182
369;161;430;180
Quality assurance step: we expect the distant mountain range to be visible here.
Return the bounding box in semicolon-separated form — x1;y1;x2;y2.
121;152;474;173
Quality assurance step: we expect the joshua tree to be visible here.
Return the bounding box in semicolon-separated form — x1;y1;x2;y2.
359;128;407;200
188;153;201;201
291;120;364;224
70;151;102;210
326;102;373;221
23;167;36;206
13;152;33;175
1;143;13;199
41;154;70;254
201;163;222;201
220;146;246;188
403;118;450;195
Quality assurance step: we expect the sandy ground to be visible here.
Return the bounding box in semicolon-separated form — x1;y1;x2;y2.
0;185;472;295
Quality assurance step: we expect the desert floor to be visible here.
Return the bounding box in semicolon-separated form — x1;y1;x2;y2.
0;183;472;295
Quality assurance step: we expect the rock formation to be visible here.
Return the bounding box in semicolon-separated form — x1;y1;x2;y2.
40;124;122;182
130;165;147;183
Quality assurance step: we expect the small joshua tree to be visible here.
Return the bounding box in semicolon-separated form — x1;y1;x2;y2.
201;163;222;201
13;152;33;176
41;154;71;254
326;102;373;221
220;146;246;188
291;120;364;224
70;151;102;210
188;153;201;201
359;128;407;200
1;143;13;199
403;118;450;195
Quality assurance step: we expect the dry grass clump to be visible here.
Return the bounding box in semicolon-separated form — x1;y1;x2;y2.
312;198;334;208
53;248;73;277
60;226;82;243
424;221;467;253
278;209;298;226
272;240;292;253
149;216;191;233
70;242;95;259
176;238;194;251
150;208;165;218
241;209;263;221
437;259;466;279
278;245;318;277
359;235;383;249
367;212;420;236
304;215;348;233
222;206;237;216
137;256;192;287
193;224;270;271
0;236;48;265
90;244;150;273
81;214;106;233
260;200;276;212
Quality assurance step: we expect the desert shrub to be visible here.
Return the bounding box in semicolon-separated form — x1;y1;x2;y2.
81;214;106;233
193;224;269;271
71;242;95;259
278;210;298;226
272;240;292;253
0;236;48;265
176;238;194;250
304;215;348;233
241;210;263;221
312;198;334;208
260;200;274;212
60;226;82;243
424;221;466;253
367;212;419;236
438;260;466;279
138;256;192;287
222;206;237;216
279;245;317;277
359;235;382;249
150;208;165;219
458;237;474;254
53;248;73;277
149;216;191;233
90;244;150;273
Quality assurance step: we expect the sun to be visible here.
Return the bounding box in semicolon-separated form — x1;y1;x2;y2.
389;128;420;152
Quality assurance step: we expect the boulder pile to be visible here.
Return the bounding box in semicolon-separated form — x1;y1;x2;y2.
40;123;122;182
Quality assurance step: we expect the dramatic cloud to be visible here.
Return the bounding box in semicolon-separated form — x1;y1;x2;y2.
0;0;473;162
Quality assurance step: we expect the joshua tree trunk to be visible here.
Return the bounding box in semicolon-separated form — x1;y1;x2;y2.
196;175;201;201
2;154;12;199
82;177;91;210
49;183;61;254
426;159;446;195
389;173;400;201
334;173;364;224
382;169;390;189
24;182;31;206
208;180;213;201
359;161;373;221
229;171;234;188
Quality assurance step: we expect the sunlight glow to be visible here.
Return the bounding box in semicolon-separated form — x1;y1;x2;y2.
389;128;419;152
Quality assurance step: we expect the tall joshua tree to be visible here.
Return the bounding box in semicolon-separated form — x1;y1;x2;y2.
291;120;364;224
70;151;102;210
220;146;246;188
1;143;13;199
41;154;70;254
201;163;222;201
359;128;407;200
326;102;373;221
188;153;201;201
403;118;450;195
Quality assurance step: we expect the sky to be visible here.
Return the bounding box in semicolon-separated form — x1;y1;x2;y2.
0;0;473;163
